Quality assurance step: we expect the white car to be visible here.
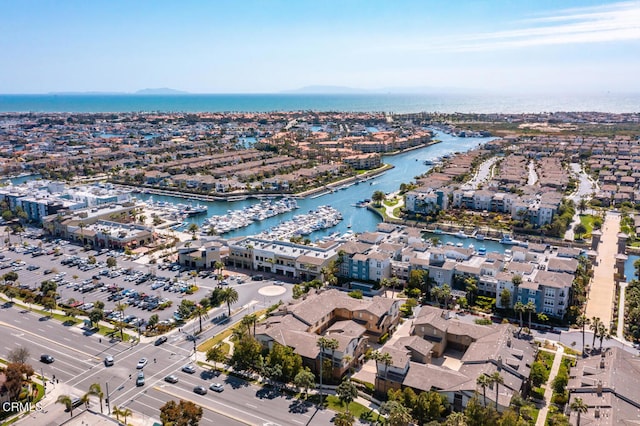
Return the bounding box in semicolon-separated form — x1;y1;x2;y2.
209;383;224;392
136;358;148;369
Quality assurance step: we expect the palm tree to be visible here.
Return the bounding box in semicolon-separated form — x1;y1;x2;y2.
430;286;442;305
578;198;588;214
514;301;525;331
220;287;239;317
193;304;209;334
597;322;609;351
490;372;504;410
576;315;591;356
115;302;126;341
241;313;257;336
121;407;132;425
372;350;393;380
316;337;339;405
214;260;225;278
476;374;491;407
88;383;104;413
112;405;121;423
56;395;73;418
79;393;90;409
441;284;452;309
380;278;391;298
371;190;386;207
525;301;536;329
334;411;355;426
590;317;603;350
570;397;588;426
511;274;522;292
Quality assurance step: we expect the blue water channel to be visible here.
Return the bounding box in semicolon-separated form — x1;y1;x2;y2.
625;255;639;282
134;130;494;242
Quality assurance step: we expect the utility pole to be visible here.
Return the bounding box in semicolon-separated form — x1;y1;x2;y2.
41;368;45;397
105;381;110;415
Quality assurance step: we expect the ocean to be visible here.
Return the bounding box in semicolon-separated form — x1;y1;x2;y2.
0;93;639;114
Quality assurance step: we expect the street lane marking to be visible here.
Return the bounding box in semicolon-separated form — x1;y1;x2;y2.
246;403;257;408
155;386;260;425
0;320;100;361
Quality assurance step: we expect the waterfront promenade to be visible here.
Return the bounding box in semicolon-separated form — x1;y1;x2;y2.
585;212;620;327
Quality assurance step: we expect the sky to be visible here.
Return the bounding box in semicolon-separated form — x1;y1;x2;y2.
1;0;639;94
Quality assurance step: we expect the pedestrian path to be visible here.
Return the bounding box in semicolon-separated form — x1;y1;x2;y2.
535;345;564;426
585;212;620;325
617;281;628;339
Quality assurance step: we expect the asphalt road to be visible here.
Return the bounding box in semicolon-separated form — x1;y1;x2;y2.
1;307;345;425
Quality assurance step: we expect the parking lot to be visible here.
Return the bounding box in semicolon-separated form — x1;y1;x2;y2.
1;231;292;335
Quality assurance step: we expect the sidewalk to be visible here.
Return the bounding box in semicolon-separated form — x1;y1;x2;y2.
585;212;620;325
535;345;564;426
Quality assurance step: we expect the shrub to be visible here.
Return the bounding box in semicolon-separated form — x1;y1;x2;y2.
552;366;569;394
348;290;363;299
379;333;389;344
475;318;492;325
551;391;568;405
530;361;549;387
530;387;545;400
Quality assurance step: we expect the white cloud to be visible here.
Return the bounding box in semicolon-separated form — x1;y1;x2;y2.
407;1;640;53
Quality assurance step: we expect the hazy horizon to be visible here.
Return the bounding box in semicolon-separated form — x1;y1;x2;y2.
1;1;639;95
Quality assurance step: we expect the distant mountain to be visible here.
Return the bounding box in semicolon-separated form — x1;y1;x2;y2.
281;85;371;94
48;91;127;95
135;88;189;95
282;85;482;95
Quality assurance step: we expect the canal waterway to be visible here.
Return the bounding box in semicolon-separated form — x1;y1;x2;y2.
625;254;639;283
134;130;493;241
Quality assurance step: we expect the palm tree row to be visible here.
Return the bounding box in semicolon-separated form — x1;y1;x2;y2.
513;300;536;332
476;372;504;410
55;382;105;418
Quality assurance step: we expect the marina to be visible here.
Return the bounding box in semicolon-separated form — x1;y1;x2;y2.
256;205;343;240
144;199;208;219
201;198;299;234
131;130;492;240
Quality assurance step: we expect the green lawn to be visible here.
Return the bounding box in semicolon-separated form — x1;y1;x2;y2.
579;214;596;238
537;351;555;370
197;309;267;352
305;394;383;424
